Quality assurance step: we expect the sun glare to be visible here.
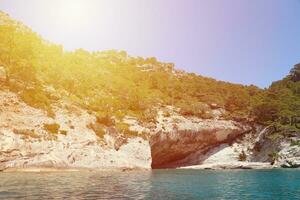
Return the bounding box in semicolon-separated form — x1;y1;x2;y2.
56;0;92;28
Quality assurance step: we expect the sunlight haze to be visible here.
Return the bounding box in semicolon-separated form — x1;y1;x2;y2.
1;0;300;87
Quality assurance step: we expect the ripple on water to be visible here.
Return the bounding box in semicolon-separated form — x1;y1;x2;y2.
0;169;300;200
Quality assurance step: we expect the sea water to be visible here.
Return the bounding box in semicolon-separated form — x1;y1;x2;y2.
0;169;299;199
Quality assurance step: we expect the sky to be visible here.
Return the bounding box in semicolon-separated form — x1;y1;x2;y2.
0;0;300;88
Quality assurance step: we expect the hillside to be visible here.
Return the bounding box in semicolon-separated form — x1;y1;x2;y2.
0;11;264;123
0;11;300;170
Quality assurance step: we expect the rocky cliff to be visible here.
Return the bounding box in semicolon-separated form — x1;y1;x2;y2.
0;89;151;170
1;88;299;171
150;110;252;168
0;11;300;171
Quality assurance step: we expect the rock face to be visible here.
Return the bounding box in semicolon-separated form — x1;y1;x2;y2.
177;126;273;169
0;89;300;170
0;130;151;170
276;145;300;168
247;126;300;168
150;114;252;168
0;90;151;170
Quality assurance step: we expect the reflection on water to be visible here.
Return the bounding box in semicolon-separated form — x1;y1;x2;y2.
0;169;300;200
0;170;152;200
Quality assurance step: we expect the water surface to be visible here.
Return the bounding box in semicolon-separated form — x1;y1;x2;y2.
0;169;300;199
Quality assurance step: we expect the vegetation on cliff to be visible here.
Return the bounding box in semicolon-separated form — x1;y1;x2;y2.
253;64;300;132
0;11;299;135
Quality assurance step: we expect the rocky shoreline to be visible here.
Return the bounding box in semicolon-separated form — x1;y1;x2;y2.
0;162;287;172
0;90;300;171
179;161;273;170
1;167;151;173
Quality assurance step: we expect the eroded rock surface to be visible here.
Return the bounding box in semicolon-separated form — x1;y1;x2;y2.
0;90;151;170
1;89;300;170
150;111;252;168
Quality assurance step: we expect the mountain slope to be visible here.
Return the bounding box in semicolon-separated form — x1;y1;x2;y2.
0;11;300;170
0;11;263;124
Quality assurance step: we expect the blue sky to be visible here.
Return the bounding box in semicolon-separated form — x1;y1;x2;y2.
0;0;300;88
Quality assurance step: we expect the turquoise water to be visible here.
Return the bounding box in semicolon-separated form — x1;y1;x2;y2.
0;169;300;199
